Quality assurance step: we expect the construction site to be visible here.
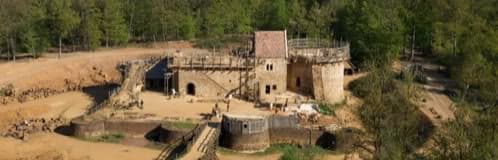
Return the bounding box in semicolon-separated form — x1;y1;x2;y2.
0;30;457;160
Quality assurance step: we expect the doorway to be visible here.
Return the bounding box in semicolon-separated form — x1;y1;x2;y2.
187;83;196;96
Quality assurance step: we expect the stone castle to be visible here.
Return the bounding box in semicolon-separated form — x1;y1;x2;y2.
147;30;350;105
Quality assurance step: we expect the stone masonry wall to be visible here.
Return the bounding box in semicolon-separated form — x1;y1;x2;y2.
255;58;288;102
312;62;344;104
176;70;242;97
287;62;313;96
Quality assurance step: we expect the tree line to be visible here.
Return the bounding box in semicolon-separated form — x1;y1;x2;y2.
0;0;348;59
0;0;496;159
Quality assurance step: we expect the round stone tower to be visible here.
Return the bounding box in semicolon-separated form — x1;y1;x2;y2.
220;114;270;151
288;39;350;104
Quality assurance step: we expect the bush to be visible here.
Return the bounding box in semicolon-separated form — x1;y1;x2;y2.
0;84;14;97
351;67;433;159
268;144;328;160
316;101;344;116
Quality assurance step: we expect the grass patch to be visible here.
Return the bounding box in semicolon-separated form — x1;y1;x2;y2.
269;144;330;160
169;120;197;130
218;144;331;160
316;101;344;116
78;133;125;143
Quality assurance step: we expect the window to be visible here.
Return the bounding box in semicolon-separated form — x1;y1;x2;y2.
265;85;271;94
272;85;277;90
266;64;274;71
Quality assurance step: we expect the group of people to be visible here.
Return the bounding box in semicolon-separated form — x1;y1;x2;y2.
211;94;232;119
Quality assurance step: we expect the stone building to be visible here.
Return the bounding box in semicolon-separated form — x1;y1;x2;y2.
160;30;350;104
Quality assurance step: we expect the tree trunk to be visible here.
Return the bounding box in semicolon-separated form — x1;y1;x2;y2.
153;34;157;48
6;37;11;61
106;35;109;48
10;37;15;62
31;42;36;58
59;37;62;59
411;28;416;62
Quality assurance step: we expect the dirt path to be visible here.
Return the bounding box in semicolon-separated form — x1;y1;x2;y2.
406;54;456;126
0;133;160;160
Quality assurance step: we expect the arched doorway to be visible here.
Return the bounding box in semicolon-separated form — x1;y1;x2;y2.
296;77;301;88
187;83;196;96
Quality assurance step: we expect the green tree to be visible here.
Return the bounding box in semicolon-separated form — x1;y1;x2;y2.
337;0;405;68
430;107;498;160
287;0;306;37
97;0;127;47
180;15;196;40
350;66;429;159
45;0;79;58
73;0;102;50
265;0;288;30
0;0;30;61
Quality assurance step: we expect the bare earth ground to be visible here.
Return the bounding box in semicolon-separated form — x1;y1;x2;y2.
0;91;91;132
0;133;160;160
0;44;191;160
0;41;193;105
0;91;161;160
135;91;270;119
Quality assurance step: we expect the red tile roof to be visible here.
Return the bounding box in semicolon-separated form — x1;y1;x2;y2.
254;31;287;58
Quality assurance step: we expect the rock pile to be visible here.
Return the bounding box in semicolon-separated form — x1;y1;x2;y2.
2;118;66;140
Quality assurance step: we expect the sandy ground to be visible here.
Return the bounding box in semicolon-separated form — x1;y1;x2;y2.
0;133;160;160
0;91;92;132
0;41;193;105
136;91;270;119
0;48;163;91
0;90;161;160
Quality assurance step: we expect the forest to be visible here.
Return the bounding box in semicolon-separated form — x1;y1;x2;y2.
0;0;496;159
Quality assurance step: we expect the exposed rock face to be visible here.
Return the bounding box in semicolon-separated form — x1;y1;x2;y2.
0;49;164;106
3;117;67;140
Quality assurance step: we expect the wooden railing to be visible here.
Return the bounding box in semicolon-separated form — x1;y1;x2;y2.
199;122;222;160
155;122;208;160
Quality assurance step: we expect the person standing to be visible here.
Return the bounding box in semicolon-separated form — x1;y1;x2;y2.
226;94;232;112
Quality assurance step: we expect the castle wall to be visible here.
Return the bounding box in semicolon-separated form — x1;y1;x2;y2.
287;62;313;96
176;70;242;97
255;58;288;101
221;115;270;151
221;114;336;151
71;118;191;143
312;62;344;104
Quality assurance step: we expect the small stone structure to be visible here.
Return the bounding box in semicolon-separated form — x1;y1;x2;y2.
221;114;270;151
162;31;350;104
70;117;191;143
220;114;336;151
